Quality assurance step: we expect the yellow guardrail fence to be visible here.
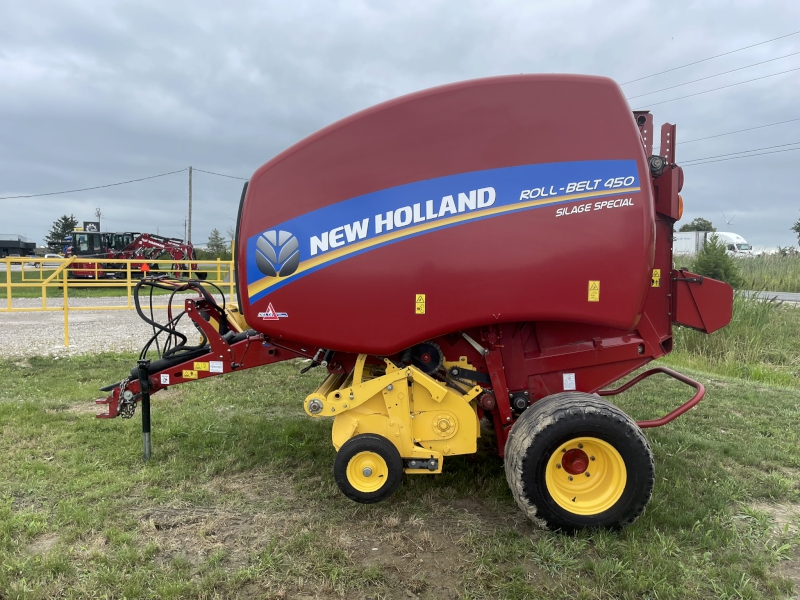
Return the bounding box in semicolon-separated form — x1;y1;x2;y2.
0;256;236;347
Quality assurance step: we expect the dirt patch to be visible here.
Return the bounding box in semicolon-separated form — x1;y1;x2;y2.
201;470;297;507
345;499;542;600
351;517;465;600
44;402;102;415
26;532;59;555
141;507;266;569
752;501;800;535
776;551;800;591
751;502;800;595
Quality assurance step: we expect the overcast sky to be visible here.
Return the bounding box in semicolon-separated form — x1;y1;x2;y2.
1;0;798;249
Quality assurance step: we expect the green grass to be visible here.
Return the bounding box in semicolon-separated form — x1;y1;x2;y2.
0;268;234;299
1;354;799;599
666;292;800;388
675;254;800;293
737;255;800;293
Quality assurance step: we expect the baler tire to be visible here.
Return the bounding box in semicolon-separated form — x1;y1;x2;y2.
334;434;403;504
504;393;654;533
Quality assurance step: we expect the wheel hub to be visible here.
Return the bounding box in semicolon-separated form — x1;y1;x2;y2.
562;448;589;474
347;451;388;493
545;437;627;516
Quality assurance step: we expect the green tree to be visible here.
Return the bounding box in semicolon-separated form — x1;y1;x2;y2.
45;214;78;252
791;213;800;247
205;228;230;259
693;234;742;287
679;217;716;232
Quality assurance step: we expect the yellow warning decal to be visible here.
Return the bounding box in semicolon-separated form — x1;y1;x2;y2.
588;280;600;302
415;293;426;315
194;362;210;371
183;370;198;379
651;269;661;287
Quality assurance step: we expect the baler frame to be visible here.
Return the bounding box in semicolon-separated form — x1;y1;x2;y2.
97;274;708;465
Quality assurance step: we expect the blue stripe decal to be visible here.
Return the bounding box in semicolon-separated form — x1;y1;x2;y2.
246;159;640;303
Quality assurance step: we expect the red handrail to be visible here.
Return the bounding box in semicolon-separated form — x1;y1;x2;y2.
598;366;705;428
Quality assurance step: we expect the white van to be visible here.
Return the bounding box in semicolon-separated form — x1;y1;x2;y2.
673;231;754;256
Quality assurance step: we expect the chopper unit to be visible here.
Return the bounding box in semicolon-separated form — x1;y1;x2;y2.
97;74;733;532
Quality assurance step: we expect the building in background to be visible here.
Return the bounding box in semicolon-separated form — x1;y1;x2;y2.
0;234;37;258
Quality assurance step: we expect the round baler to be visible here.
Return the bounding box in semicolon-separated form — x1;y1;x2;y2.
98;74;734;532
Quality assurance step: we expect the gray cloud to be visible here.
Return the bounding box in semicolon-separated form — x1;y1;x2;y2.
1;0;798;249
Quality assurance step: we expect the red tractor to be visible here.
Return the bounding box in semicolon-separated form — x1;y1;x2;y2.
66;231;205;279
97;75;733;532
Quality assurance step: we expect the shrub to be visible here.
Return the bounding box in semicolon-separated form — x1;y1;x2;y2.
692;234;743;288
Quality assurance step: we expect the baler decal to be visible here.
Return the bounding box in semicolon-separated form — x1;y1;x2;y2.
246;160;641;302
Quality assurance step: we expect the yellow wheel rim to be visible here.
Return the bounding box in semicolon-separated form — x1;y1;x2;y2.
346;451;389;493
544;436;627;516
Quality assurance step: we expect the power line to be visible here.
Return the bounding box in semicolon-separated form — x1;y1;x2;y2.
682;141;800;163
192;168;248;181
0;165;249;201
627;51;800;100
682;146;800;166
0;167;189;200
620;30;800;85
633;67;800;109
654;118;800;150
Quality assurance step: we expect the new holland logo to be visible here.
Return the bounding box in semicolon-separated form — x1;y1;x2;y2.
257;303;288;320
256;229;300;277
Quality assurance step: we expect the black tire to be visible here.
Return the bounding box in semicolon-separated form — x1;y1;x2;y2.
195;271;208;280
334;434;403;504
504;392;654;532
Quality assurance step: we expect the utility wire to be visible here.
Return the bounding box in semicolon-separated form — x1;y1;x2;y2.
654;117;800;150
620;30;800;85
683;146;800;166
0;165;249;200
627;51;800;100
0;167;189;200
633;67;800;109
682;141;800;163
192;168;248;181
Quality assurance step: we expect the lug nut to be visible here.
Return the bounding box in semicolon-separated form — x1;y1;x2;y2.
568;476;573;481
585;472;591;477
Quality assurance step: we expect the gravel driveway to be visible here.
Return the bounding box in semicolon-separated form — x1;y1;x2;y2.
0;295;219;359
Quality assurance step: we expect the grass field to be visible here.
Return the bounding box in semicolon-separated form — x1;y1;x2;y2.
666;293;800;388
674;254;800;293
0;268;233;300
2;347;800;599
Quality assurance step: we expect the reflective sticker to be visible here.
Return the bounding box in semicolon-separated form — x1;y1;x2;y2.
160;374;170;385
588;280;600;302
183;370;198;379
651;269;661;287
415;293;426;315
563;373;576;391
194;362;210;371
210;361;223;373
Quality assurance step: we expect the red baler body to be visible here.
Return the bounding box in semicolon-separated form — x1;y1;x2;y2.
239;75;657;353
